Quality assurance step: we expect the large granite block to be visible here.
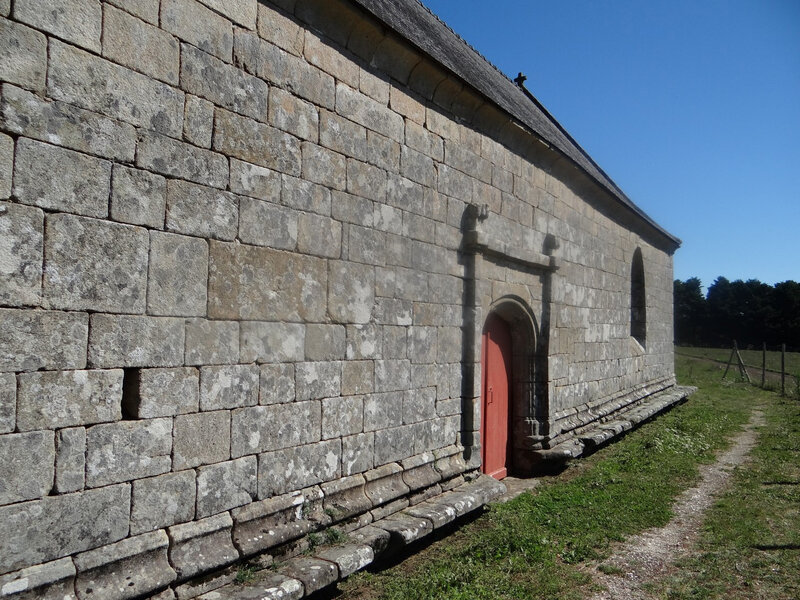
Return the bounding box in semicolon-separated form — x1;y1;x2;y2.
208;241;326;321
196;456;257;517
86;418;172;487
162;0;233;61
148;231;209;317
130;470;196;535
14;0;102;52
137;131;228;189
0;431;54;505
43;214;147;312
13;138;111;218
0;201;43;307
165;179;238;240
199;364;259;410
0;308;88;373
231;401;321;457
0;484;130;575
129;367;199;418
88;314;184;368
173;410;231;469
110;165;167;228
47;39;183;137
16;368;122;431
168;513;238;581
212;108;300;175
0;18;47;92
0;83;136;162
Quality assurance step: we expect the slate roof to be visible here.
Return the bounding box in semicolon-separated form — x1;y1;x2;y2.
351;0;680;247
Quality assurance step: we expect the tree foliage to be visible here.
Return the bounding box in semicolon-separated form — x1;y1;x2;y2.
674;277;800;350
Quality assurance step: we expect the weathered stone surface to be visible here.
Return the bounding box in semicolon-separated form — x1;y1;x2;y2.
332;190;373;227
363;392;402;432
329;261;375;324
0;134;10;199
106;0;159;24
0;431;53;505
44;214;148;313
374;360;411;393
336;83;404;142
295;361;341;401
0;484;130;575
0;558;76;600
73;530;176;600
282;174;331;215
165;179;238;240
16;369;122;432
315;543;374;578
15;0;101;52
209;241;327;321
196;456;257;517
0;83;136;162
403;388;436;424
199;364;259;410
305;31;359;86
347;158;387;202
198;573;303;600
345;324;382;360
0;373;14;433
170;513;239;581
199;0;256;29
185;319;238;365
341;361;374;396
183;94;214;148
282;556;337;595
260;2;304;55
0;202;42;306
0;18;47;91
301;142;346;191
161;0;232;60
213;108;300;175
0;308;88;373
374;425;416;466
48;39;184;137
86;418;172;487
342;432;374;476
319;109;367;161
231;401;321;457
230;488;312;556
148;231;209;317
138;131;228;189
13;138;111;218
270;88;319;142
103;4;179;84
131;367;199;418
110;165;167;228
259;364;295;405
377;512;433;544
53;427;85;494
130;470;196;535
88;314;184;368
173;410;231;469
305;324;346;361
367;130;400;172
230;159;281;201
297;212;342;259
322;396;363;439
240;322;304;364
239;198;298;250
181;45;267;120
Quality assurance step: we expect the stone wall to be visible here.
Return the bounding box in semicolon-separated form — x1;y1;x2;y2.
0;0;680;597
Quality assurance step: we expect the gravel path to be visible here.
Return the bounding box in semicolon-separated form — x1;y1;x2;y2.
588;408;765;600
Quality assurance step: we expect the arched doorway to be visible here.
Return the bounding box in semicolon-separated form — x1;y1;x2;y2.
481;312;513;479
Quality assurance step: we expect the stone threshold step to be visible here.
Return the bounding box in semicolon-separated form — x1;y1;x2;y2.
195;475;506;600
534;385;697;461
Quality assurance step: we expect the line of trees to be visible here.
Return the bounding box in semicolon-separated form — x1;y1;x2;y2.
674;277;800;351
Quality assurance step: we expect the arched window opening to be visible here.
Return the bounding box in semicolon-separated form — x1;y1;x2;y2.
631;248;647;346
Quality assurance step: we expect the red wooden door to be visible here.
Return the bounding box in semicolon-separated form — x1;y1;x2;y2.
481;313;512;479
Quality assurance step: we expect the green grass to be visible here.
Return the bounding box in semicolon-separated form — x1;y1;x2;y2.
651;391;800;599
338;354;766;600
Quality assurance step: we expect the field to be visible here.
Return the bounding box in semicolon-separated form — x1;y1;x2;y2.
675;345;800;376
331;352;799;600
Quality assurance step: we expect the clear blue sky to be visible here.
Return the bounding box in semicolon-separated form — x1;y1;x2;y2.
421;0;800;292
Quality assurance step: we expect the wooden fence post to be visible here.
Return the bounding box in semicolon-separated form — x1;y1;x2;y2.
762;342;766;388
782;343;786;397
